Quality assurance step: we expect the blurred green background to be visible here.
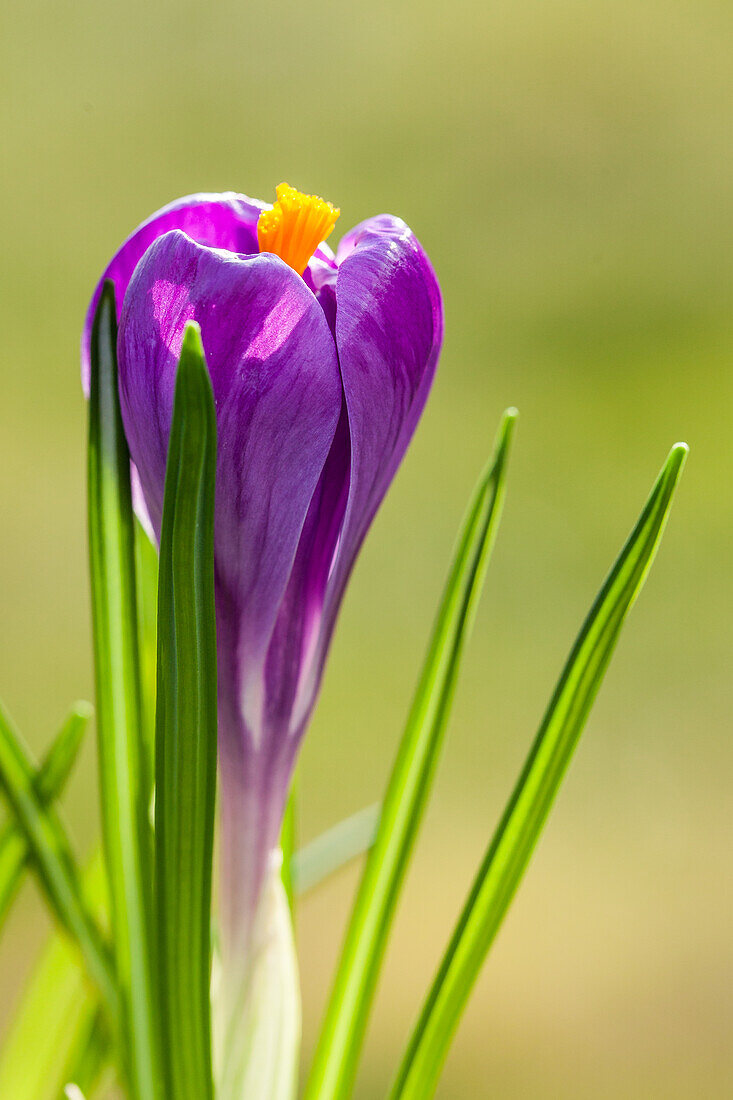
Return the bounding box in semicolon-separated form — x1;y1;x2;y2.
1;0;732;1095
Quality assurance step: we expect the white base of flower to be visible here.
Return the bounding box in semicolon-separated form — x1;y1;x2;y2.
214;850;301;1100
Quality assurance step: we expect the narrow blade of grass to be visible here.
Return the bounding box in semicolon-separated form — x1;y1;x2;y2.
389;443;688;1100
0;701;119;1024
304;409;518;1100
135;520;159;770
87;280;158;1099
155;323;217;1100
292;804;380;897
60;1008;111;1100
0;927;98;1100
0;850;111;1100
0;701;90;929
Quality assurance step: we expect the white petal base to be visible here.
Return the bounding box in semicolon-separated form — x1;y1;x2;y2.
214;851;301;1100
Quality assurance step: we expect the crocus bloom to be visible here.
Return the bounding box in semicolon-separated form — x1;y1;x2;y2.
83;183;442;1091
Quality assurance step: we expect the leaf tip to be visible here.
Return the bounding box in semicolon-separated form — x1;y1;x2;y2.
664;441;689;482
71;700;94;722
100;278;116;308
181;319;204;356
494;407;519;464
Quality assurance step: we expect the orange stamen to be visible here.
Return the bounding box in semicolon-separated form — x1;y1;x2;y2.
257;183;340;276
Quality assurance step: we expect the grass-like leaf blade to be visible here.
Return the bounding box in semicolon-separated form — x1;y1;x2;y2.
292;804;380;897
0;852;110;1100
0;924;98;1100
281;780;297;913
0;702;119;1026
155;323;217;1100
0;701;90;929
88;280;157;1099
389;442;688;1100
304;409;518;1100
60;1008;111;1100
135;520;159;771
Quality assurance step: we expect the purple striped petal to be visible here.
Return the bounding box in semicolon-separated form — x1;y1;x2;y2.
82;192;265;391
296;215;444;709
117;228;342;703
117;228;343;780
254;215;443;811
334;215;443;564
109;201;442;963
117;228;344;947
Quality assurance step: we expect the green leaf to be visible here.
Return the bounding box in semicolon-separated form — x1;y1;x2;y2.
0;925;96;1100
135;520;159;771
281;778;297;914
60;1008;111;1100
292;804;380;897
305;409;518;1100
154;322;217;1100
389;442;688;1100
0;852;111;1100
34;703;92;802
0;700;119;1026
0;702;90;930
87;280;158;1100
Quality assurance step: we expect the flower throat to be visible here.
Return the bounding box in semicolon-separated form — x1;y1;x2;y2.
257;183;340;276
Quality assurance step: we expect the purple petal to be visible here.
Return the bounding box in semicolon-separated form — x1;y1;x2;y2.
335;215;443;551
112;209;442;954
311;215;443;662
261;214;443;767
117;230;342;738
262;407;350;738
82;192;265;391
118;229;344;946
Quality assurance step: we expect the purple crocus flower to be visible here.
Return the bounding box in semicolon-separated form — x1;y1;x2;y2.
83;183;442;1085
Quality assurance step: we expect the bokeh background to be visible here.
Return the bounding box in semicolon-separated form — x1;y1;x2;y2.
1;0;732;1095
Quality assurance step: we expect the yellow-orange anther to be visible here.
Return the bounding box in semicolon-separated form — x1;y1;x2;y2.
257;183;340;276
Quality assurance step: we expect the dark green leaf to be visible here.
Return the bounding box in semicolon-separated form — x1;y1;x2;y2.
155;322;217;1100
87;280;158;1100
135;520;159;773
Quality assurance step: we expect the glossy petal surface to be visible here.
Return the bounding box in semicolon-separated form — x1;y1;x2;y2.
117;230;342;740
82;193;265;389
